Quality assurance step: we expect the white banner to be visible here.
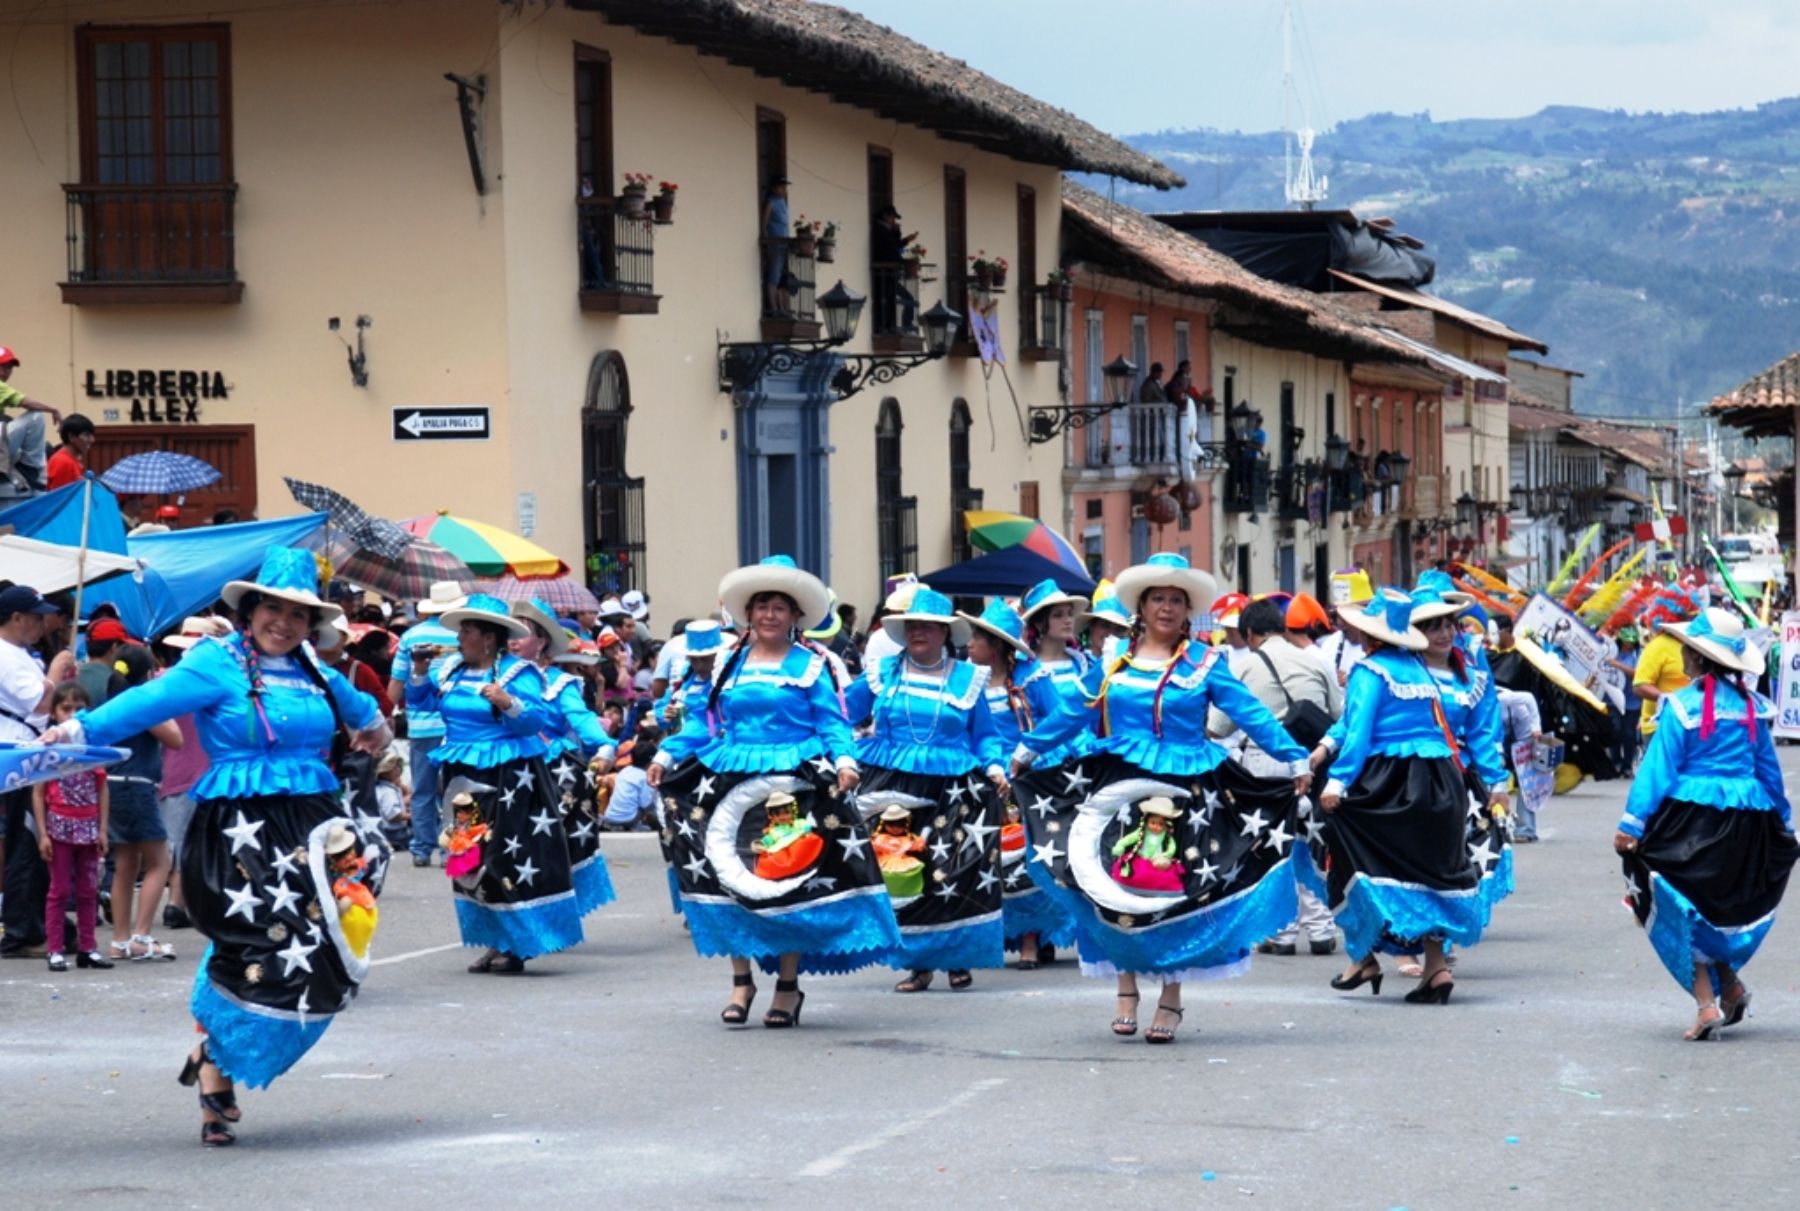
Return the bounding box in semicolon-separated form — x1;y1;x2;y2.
1775;611;1800;739
1514;592;1613;692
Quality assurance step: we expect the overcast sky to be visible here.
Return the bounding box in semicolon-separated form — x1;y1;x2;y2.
837;1;1800;136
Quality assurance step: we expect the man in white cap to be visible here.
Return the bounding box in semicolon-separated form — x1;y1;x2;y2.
387;581;464;866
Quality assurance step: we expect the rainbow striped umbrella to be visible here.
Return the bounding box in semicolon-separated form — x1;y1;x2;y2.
399;512;567;578
962;510;1087;578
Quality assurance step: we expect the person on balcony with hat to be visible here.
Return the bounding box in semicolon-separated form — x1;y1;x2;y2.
649;556;898;1028
959;597;1079;971
510;597;617;918
843;584;1012;994
1300;588;1511;1009
407;594;587;976
1010;553;1313;1044
1616;607;1797;1041
387;581;464;867
38;547;391;1146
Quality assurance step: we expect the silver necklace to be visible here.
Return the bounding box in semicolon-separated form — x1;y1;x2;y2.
892;653;951;746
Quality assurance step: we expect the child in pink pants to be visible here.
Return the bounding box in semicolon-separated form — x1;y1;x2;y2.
31;683;113;972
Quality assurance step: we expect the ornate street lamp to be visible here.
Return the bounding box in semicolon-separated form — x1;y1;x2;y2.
816;280;866;344
1026;355;1137;445
718;287;959;403
1325;432;1350;471
1387;450;1412;485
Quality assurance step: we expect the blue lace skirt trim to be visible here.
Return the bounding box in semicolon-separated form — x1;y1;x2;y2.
665;867;684;916
454;893;585;959
696;737;828;773
192;959;333;1090
890;913;1005;971
1641;872;1779;991
682;890;901;975
1031;854;1296;976
571;852;617;915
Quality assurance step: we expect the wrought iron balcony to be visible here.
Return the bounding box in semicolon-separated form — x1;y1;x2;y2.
61;184;243;304
578;197;659;314
761;236;819;340
1223;451;1271;516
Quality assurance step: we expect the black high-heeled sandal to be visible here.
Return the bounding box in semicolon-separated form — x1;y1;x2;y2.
1111;991;1141;1037
763;978;805;1028
720;973;758;1025
180;1044;242;1122
894;970;933;993
1403;969;1454;1004
1329;959;1383;996
948;969;973;990
467;948;499;974
1145;1003;1184;1044
201;1119;235;1147
491;953;526;975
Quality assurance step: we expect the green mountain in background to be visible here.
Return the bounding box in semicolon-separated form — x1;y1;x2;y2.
1106;98;1800;418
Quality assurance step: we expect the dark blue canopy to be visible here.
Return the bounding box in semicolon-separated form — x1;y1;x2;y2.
919;545;1096;598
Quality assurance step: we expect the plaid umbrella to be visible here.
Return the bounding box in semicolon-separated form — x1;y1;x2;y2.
100;451;221;495
285;477;410;560
331;538;475;602
476;573;601;614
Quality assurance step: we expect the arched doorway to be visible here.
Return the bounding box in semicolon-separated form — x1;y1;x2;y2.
582;350;646;595
875;397;915;589
948;398;981;563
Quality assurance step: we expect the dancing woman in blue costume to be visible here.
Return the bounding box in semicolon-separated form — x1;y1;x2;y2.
1301;589;1511;1006
844;586;1010;993
649;557;896;1028
1011;553;1312;1044
42;549;390;1146
1021;578;1100;714
960;597;1078;969
510;598;617;916
1615;608;1796;1041
406;595;577;975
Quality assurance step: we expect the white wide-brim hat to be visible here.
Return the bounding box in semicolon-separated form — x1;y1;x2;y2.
416;580;469;616
510;598;570;658
717;556;833;634
1340;588;1427;652
1665;606;1764;676
1113;554;1217;617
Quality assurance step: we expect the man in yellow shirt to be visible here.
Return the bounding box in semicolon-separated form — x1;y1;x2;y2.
1633;627;1691;735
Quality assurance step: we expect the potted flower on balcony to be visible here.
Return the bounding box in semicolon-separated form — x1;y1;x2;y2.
1046;267;1074;302
902;242;926;280
816;220;839;263
620;172;654;217
652;180;678;225
969;252;1009;290
793;216;821;258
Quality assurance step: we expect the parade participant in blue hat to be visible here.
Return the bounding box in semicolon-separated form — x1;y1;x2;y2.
510;598;616;916
1019;578;1100;766
1300;588;1511;1007
1616;607;1796;1041
1011;553;1312;1044
407;594;575;976
959;597;1079;970
1080;582;1132;662
651;557;897;1029
844;584;1011;992
41;547;390;1146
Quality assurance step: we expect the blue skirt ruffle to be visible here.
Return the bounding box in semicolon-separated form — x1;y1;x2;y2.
572;852;617;915
192;958;332;1090
1002;881;1078;951
1639;871;1777;991
454;892;585;960
684;889;901;975
1297;847;1509;960
891;912;1005;972
695;737;829;774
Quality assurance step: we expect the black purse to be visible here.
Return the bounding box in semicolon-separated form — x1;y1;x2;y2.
1253;648;1334;752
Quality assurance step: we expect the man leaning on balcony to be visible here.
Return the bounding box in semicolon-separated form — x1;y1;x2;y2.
0;347;61;494
872;205;918;333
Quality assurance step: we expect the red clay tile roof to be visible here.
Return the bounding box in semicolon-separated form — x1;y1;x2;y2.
1327;271;1548;354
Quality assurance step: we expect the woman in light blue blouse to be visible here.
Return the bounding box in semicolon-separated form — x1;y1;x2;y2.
649;557;896;1028
845;586;1010;992
510;598;616;916
961;597;1078;970
1011;553;1312;1044
1302;589;1511;1006
1616;608;1797;1040
43;548;390;1146
1021;578;1101;722
406;594;570;975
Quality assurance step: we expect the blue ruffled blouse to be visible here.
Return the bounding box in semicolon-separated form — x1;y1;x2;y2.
76;636;378;801
1020;644;1306;778
978;660;1066;751
537;668;613;762
844;655;1005;777
659;644;854;774
1321;650;1462;798
1429;663;1508;789
406;653;549;766
1620;680;1794;838
655;668;717;755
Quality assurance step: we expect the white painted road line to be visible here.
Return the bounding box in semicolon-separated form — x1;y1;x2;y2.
370;941;464;966
798;1077;1007;1178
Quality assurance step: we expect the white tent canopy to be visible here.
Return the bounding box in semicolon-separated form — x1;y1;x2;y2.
0;535;142;595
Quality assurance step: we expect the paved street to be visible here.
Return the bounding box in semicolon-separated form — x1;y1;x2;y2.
7;754;1800;1211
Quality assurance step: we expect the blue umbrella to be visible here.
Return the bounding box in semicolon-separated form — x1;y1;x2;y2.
100;451;221;495
0;742;130;793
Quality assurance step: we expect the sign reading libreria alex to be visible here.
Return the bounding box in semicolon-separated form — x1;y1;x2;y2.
84;369;228;423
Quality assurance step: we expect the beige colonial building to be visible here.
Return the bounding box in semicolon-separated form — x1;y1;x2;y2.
0;0;1177;618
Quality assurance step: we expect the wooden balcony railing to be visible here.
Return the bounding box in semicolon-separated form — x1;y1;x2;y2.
61;183;242;304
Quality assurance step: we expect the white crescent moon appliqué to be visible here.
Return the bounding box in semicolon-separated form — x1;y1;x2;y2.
703;775;817;902
1066;776;1189;916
